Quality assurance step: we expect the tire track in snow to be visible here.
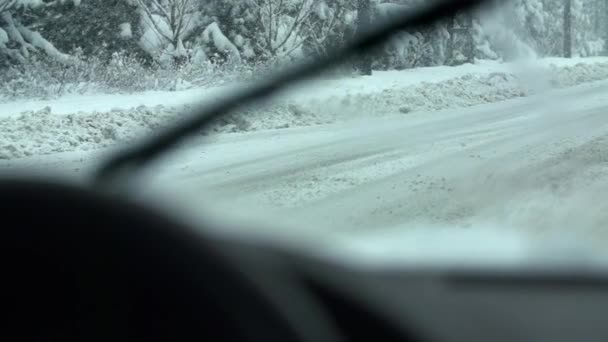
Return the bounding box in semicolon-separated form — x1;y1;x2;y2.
154;84;608;239
285;105;608;232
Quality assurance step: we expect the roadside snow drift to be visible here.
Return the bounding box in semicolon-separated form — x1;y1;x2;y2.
2;59;608;159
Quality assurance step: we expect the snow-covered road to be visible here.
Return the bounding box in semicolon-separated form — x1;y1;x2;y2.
131;80;608;255
4;71;608;265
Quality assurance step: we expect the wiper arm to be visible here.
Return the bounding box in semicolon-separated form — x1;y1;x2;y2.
93;0;488;190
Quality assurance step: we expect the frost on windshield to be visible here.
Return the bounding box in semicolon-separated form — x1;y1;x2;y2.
2;1;608;257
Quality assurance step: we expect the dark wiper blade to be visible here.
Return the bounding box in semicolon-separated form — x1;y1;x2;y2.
93;0;488;189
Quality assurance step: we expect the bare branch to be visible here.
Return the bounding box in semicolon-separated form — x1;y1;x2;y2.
268;0;274;50
272;0;318;53
136;0;173;43
175;0;191;42
302;5;342;56
149;0;172;20
178;1;197;42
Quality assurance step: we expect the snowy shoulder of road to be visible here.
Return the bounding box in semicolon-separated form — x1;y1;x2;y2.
3;57;608;160
2;57;607;117
0;60;504;116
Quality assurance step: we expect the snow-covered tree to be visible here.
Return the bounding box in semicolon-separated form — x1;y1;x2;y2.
0;0;75;65
199;0;346;64
302;0;357;60
492;0;603;58
135;0;202;65
475;0;539;60
571;0;604;56
20;0;142;61
2;0;606;76
369;0;452;69
251;0;326;62
199;21;241;63
513;0;547;48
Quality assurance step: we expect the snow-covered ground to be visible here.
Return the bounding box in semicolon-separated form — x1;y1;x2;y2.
3;57;608;159
137;80;608;266
1;57;603;117
4;57;608;266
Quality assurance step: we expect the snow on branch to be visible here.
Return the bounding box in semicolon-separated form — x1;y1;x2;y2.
136;0;201;63
202;22;241;63
254;0;321;60
0;2;75;64
15;20;72;63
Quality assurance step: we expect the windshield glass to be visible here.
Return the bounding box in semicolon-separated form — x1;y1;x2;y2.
2;0;608;266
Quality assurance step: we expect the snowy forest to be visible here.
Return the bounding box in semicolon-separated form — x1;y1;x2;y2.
1;0;607;99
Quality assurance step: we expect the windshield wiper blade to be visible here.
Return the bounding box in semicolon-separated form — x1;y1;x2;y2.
93;0;488;190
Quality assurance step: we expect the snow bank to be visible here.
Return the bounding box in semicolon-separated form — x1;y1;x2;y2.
2;59;608;159
0;87;228;118
0;105;176;159
549;62;608;87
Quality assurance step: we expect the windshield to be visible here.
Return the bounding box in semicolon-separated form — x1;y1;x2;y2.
2;0;608;266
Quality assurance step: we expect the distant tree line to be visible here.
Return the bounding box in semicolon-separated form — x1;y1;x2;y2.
1;0;606;74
